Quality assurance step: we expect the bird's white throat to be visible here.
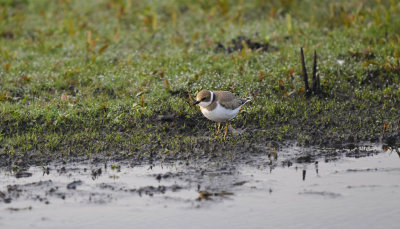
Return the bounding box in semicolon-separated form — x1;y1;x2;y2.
198;91;213;107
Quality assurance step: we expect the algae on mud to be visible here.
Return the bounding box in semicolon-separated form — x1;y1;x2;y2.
1;0;400;167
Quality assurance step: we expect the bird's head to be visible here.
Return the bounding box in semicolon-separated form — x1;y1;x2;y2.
193;89;213;107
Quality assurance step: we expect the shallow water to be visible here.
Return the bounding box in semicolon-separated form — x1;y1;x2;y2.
1;146;399;229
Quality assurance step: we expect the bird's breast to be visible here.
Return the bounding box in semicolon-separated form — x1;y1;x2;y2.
200;102;240;122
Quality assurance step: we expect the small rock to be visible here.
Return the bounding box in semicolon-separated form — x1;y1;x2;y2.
170;185;182;192
15;172;32;178
233;181;247;186
67;180;83;189
156;114;176;122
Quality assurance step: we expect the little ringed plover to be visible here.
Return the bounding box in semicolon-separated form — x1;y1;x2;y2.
194;89;251;140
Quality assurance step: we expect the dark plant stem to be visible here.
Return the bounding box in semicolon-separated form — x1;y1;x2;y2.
300;47;310;96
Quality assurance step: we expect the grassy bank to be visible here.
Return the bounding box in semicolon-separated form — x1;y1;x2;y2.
1;0;400;166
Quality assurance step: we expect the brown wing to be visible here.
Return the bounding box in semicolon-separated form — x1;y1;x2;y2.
214;91;247;110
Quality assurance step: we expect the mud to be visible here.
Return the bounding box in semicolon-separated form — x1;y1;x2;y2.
214;35;278;53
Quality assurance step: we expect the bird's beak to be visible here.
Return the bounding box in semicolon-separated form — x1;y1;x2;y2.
193;100;200;105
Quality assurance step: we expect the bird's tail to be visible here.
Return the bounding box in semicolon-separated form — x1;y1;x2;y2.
241;98;252;105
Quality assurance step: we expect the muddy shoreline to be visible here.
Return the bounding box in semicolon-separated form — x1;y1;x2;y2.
1;120;399;169
1;143;399;229
0;143;387;204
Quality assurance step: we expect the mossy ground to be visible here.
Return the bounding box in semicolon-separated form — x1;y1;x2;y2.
1;0;400;167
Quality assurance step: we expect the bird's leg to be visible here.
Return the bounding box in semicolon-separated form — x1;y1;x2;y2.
216;122;222;135
224;122;229;140
214;122;222;139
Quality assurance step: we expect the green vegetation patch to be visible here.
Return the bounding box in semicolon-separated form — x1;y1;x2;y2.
1;0;400;166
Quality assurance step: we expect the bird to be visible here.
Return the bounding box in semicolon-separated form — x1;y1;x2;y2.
193;89;251;140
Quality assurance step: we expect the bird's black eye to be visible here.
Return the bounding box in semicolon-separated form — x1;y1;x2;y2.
201;98;206;101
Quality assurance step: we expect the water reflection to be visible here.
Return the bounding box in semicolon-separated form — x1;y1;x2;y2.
0;146;399;229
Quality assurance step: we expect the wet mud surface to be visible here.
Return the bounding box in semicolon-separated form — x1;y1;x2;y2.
214;35;278;53
1;144;399;228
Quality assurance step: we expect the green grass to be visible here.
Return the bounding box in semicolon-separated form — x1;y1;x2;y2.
1;0;400;165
